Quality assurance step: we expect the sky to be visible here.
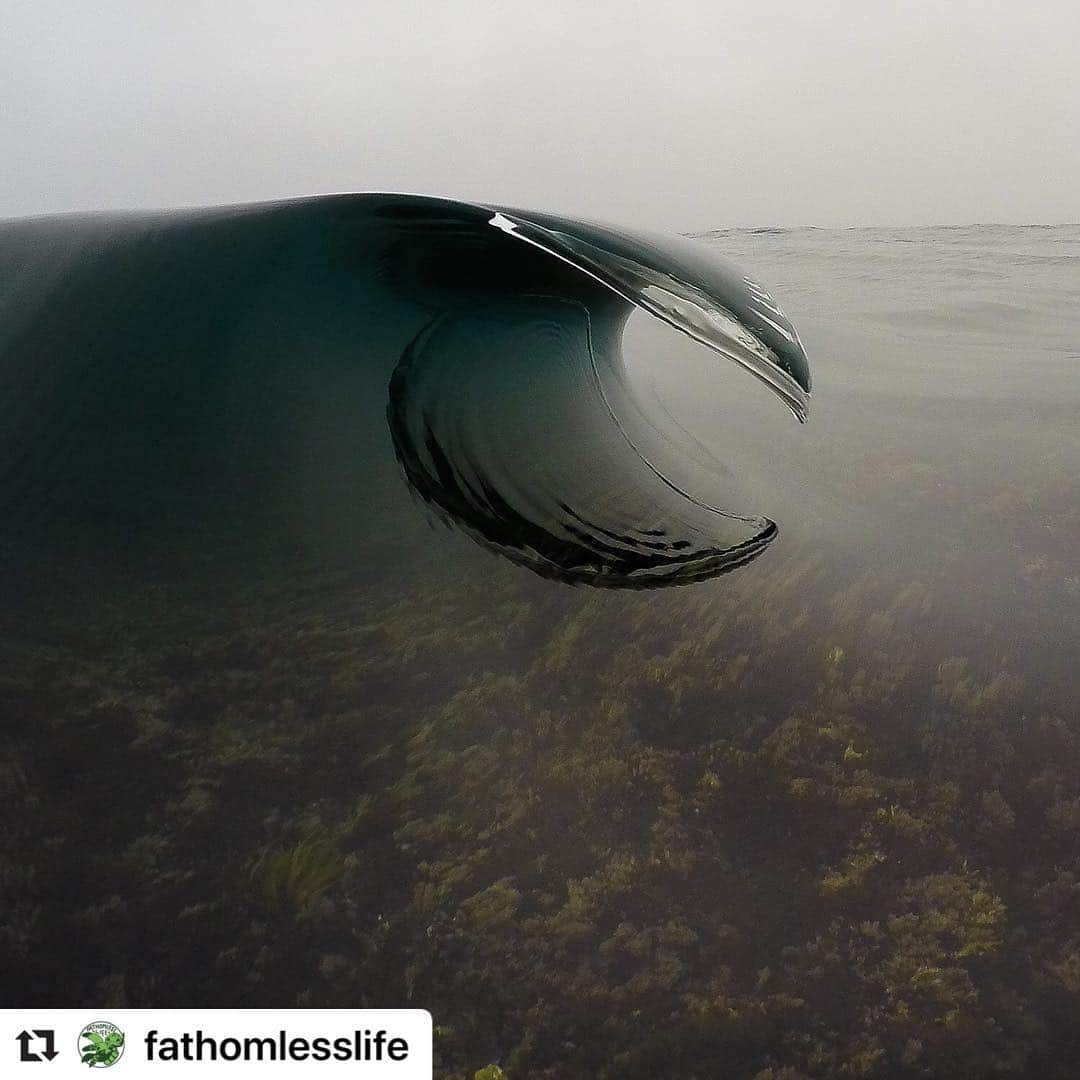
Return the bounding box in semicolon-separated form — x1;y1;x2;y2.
2;0;1078;229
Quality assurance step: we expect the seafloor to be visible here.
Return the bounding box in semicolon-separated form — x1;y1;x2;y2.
4;479;1079;1079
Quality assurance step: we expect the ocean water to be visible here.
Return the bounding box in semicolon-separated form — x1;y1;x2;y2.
1;204;1078;1078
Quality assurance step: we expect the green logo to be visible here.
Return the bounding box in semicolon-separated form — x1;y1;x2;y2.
78;1021;125;1068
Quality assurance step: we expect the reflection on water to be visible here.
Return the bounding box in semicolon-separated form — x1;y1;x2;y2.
388;292;779;588
2;204;1079;1079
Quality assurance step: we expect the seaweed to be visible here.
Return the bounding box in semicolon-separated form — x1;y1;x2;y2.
2;458;1079;1076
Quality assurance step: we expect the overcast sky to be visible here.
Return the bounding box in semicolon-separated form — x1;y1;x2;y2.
3;0;1078;228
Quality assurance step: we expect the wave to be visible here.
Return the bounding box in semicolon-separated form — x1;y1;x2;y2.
0;194;811;588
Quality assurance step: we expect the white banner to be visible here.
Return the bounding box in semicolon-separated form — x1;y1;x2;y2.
0;1010;432;1078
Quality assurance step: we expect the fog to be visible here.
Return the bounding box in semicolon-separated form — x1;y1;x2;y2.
2;0;1078;228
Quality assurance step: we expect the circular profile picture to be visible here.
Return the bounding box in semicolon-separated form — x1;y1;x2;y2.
78;1021;125;1068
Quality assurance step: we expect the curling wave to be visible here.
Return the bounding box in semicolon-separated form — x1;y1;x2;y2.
0;194;810;588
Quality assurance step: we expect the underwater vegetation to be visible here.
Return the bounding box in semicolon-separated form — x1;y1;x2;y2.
249;836;345;919
1;444;1078;1077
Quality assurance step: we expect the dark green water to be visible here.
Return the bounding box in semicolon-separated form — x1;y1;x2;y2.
2;202;1078;1079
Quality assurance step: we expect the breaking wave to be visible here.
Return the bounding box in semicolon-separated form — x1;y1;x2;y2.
0;194;810;588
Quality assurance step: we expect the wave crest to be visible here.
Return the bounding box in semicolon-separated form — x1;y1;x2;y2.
0;193;811;588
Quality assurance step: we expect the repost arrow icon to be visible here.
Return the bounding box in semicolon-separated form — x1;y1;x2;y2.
35;1030;58;1061
16;1030;41;1062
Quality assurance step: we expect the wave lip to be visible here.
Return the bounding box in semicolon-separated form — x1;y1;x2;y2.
487;207;811;421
